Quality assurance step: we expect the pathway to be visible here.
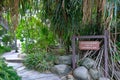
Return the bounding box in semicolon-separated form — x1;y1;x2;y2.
1;50;61;80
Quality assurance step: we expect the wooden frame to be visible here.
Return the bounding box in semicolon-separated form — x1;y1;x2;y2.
72;30;108;77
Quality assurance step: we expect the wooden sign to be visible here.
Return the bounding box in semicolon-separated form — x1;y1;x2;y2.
79;41;100;50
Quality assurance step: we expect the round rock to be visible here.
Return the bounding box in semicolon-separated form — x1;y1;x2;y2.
115;71;120;79
51;64;71;77
67;74;75;80
56;55;79;65
89;68;100;80
73;66;90;80
99;77;110;80
82;58;95;69
57;55;72;65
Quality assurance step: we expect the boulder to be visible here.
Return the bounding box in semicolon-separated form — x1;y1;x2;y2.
118;61;120;64
56;55;72;65
82;58;95;69
18;53;27;58
99;77;110;80
67;74;75;80
51;64;71;77
61;74;75;80
56;55;79;65
73;66;90;80
89;68;100;80
115;71;120;79
61;76;67;80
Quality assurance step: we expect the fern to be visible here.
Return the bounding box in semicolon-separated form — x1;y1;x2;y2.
0;58;21;80
24;52;56;72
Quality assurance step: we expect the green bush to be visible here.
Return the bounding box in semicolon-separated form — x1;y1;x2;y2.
115;42;120;61
116;42;120;49
0;45;11;55
2;34;11;46
24;52;56;72
113;52;120;62
0;58;21;80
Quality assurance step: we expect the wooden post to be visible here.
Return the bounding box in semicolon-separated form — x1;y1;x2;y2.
72;35;76;69
104;30;109;77
71;31;109;76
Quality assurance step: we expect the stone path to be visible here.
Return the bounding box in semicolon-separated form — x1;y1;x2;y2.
1;50;61;80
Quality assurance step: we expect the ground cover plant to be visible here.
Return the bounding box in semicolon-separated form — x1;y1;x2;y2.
0;58;21;80
0;0;120;79
0;45;11;55
23;52;56;72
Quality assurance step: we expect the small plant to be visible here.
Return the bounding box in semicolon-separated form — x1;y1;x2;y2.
114;52;120;62
0;45;11;55
116;42;120;49
51;48;66;55
2;34;11;46
23;52;56;72
0;58;21;80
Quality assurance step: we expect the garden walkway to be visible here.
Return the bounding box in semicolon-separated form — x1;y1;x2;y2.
2;50;61;80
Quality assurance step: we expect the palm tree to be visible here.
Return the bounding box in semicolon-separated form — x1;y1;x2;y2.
42;0;120;79
0;0;39;52
0;0;120;79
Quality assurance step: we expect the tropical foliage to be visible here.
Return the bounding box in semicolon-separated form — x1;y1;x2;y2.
0;27;12;55
41;0;120;42
0;0;120;79
0;58;21;80
0;45;11;55
41;0;120;79
23;52;56;72
16;16;56;53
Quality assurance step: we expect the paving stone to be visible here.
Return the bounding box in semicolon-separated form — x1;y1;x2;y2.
17;69;28;73
17;66;26;72
18;69;32;76
22;77;34;80
2;51;19;59
5;58;23;63
29;73;56;79
35;76;61;80
7;62;23;69
18;53;27;58
2;50;61;80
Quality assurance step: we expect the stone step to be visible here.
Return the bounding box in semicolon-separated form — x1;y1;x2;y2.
5;58;24;63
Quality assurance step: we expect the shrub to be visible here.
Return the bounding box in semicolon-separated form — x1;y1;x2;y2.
113;52;120;62
2;34;11;46
116;42;120;49
115;42;120;61
23;52;56;72
0;58;21;80
0;45;11;55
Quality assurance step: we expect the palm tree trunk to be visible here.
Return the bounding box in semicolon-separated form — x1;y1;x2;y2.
14;31;18;52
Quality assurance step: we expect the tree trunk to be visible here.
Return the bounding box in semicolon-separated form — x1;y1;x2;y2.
14;31;18;52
